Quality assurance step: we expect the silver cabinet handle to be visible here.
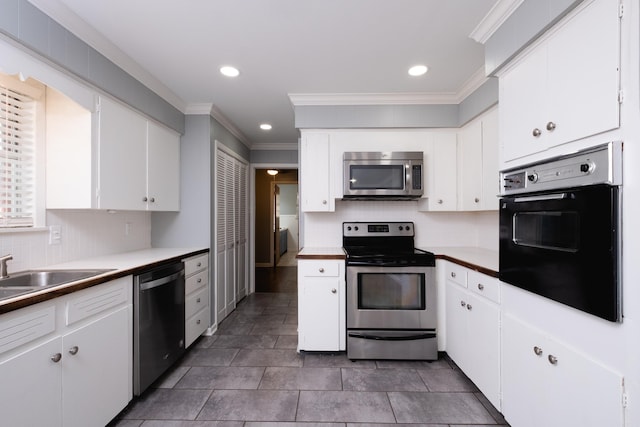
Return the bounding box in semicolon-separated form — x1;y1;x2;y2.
451;272;456;278
533;346;543;356
197;297;201;303
331;288;337;294
460;300;466;307
474;197;480;203
546;121;556;131
319;268;324;273
68;346;79;355
322;200;327;205
51;353;62;363
196;319;201;325
197;278;202;283
197;262;202;267
150;197;155;203
466;304;472;310
142;196;148;202
437;199;443;204
548;354;558;365
532;128;542;137
477;283;484;291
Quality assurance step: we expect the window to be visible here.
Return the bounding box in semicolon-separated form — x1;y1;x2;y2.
0;83;35;227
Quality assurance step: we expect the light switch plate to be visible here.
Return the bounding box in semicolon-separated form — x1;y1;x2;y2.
49;225;61;245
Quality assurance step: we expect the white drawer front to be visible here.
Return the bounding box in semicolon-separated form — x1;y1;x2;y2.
299;261;340;277
468;270;500;303
445;263;468;287
184;253;209;276
0;305;55;355
66;278;129;326
186;287;208;318
186;269;208;295
186;307;210;347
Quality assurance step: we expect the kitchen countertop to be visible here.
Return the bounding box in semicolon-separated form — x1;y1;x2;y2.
426;246;499;277
296;247;346;260
0;247;208;314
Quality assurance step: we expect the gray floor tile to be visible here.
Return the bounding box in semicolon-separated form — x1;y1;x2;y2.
375;359;443;369
388;391;496;424
197;390;298;421
250;323;298;336
297;390;396;423
141;421;243;427
215;322;255;335
109;420;143;427
262;306;297;315
175;366;265;389
342;367;427;391
180;348;240;367
474;391;508;424
193;335;219;349
248;423;344;427
231;348;304;367
122;389;211;421
275;335;298;349
259;367;342;390
234;313;287;324
347;424;447;427
209;334;277;349
154;366;190;389
418;367;479;392
303;352;376;368
284;314;298;325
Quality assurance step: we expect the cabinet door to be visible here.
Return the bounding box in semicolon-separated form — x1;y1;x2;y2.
299;278;340;351
480;108;499;211
147;121;180;211
62;306;130;427
499;47;548;162
97;97;147;210
0;336;62;426
301;133;332;211
546;0;620;148
458;120;483;210
445;281;468;369
427;133;457;211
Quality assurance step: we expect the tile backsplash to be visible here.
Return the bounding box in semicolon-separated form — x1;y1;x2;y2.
0;210;151;273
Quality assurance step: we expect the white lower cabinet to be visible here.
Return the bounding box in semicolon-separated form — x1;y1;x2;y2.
184;253;210;347
297;259;345;351
501;313;624;427
0;277;132;427
444;262;501;410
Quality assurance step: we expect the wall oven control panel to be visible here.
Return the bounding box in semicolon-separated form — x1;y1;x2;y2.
500;142;622;195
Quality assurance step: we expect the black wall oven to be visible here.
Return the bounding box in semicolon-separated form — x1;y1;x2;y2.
499;142;622;322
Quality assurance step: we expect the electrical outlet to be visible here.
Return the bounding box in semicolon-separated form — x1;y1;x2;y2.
49;225;62;245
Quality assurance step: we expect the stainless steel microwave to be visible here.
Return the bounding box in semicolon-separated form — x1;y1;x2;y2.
343;151;423;199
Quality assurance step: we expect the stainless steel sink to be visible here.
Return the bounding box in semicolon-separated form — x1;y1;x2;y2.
0;269;114;299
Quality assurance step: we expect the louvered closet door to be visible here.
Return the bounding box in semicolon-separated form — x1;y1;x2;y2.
216;151;227;321
236;163;248;300
225;155;237;314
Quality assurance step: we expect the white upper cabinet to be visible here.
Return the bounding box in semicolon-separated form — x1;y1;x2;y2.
499;0;620;164
300;132;333;212
47;95;180;211
458;107;499;211
423;133;458;211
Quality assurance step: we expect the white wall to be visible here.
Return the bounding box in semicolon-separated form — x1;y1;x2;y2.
0;210;151;272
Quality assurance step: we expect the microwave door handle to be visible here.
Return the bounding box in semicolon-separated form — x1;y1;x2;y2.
513;193;567;203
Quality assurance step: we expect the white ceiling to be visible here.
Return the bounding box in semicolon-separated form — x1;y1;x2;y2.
30;0;500;148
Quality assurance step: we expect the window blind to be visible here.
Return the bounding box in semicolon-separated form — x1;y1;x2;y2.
0;85;35;227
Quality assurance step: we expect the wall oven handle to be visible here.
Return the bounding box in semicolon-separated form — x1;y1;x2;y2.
348;331;436;341
513;193;567;203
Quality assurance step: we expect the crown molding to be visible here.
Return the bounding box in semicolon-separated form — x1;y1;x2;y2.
469;0;524;44
288;92;461;106
454;66;490;103
209;105;251;148
251;143;298;151
184;103;214;115
27;0;186;112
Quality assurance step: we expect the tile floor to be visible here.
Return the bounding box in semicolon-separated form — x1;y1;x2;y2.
110;289;509;426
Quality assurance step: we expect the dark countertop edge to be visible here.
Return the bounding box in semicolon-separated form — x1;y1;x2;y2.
296;253;347;260
0;248;209;315
434;254;499;278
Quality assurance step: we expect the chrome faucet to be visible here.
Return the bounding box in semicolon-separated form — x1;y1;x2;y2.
0;255;12;279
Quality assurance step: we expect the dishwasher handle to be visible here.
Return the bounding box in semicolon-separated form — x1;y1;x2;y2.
139;270;184;291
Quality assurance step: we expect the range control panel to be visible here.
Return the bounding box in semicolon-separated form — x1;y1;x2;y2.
343;222;414;237
500;142;622;195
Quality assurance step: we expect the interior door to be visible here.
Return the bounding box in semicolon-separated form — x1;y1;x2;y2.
274;184;281;266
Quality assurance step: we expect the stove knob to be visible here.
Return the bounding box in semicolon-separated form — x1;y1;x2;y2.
347;226;352;231
580;162;593;173
354;226;359;231
527;173;538;183
405;226;410;231
398;226;403;231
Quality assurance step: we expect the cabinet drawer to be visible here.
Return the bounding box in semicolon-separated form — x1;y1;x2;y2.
184;254;208;276
468;270;500;303
186;287;208;318
66;278;129;326
299;261;340;277
445;263;468;287
186;269;208;294
186;307;210;347
0;305;56;355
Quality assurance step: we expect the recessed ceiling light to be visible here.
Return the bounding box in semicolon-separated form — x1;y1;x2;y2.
260;123;272;130
408;65;428;76
220;66;240;77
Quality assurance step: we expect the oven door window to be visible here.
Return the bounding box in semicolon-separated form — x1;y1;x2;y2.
513;211;580;252
349;165;404;190
358;273;425;310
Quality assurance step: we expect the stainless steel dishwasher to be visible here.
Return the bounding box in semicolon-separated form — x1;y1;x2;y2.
133;261;185;395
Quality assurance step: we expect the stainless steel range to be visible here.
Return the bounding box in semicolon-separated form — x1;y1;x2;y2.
343;221;437;360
